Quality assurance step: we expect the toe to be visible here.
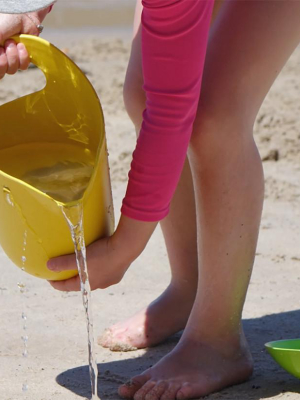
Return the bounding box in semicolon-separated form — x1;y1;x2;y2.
118;374;150;399
98;328;138;352
134;381;156;400
97;328;112;347
144;381;168;400
161;382;181;400
176;382;204;400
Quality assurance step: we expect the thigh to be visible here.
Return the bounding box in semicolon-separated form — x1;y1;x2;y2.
126;0;225;87
128;0;143;88
123;0;145;127
198;0;300;126
124;0;225;128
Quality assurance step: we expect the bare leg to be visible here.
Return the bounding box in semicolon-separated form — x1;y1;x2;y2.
119;1;300;398
99;0;225;351
100;0;206;351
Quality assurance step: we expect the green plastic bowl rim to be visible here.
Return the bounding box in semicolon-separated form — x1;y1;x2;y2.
265;338;300;351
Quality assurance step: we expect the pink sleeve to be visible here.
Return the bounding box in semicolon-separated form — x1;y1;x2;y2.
121;0;214;221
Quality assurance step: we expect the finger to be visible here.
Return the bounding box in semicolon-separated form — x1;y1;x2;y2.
48;276;81;292
5;40;19;75
47;252;77;272
0;14;22;44
17;42;30;71
0;47;8;79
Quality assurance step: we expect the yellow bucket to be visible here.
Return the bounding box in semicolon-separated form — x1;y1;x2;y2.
0;35;114;281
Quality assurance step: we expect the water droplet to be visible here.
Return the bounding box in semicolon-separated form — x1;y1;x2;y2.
17;283;26;294
3;187;14;207
22;383;28;392
6;193;14;206
23;233;27;247
19;260;29;393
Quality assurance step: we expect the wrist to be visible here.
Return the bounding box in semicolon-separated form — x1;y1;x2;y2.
112;215;158;263
21;6;51;35
34;5;52;23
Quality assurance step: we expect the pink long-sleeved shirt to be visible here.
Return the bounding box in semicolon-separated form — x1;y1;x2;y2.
121;0;214;221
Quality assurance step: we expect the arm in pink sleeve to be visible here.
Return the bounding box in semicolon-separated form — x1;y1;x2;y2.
121;0;214;221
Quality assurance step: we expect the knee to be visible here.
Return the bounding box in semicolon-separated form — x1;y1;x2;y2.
189;98;254;159
123;66;145;131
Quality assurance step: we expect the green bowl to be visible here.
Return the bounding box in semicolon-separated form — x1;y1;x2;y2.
265;339;300;379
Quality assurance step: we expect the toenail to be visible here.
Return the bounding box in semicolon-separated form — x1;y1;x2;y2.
124;379;136;387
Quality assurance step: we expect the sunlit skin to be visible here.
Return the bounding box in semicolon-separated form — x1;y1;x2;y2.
1;1;300;399
48;216;158;291
49;1;300;399
0;9;50;78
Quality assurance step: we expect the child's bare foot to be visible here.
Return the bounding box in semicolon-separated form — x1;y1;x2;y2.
118;333;253;399
98;283;197;351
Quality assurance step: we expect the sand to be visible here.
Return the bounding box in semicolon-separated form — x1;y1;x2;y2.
0;17;300;400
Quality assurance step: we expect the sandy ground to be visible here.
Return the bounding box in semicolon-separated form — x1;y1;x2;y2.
0;23;300;400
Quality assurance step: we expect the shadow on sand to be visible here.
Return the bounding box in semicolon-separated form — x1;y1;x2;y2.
56;310;300;399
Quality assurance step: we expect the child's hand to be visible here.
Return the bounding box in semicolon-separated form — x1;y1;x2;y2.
47;235;131;291
47;215;158;291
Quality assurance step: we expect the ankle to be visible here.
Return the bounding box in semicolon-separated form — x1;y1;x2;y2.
182;325;249;358
169;278;198;298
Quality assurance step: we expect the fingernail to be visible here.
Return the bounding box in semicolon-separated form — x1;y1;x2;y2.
17;43;26;52
47;262;56;271
7;42;15;49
